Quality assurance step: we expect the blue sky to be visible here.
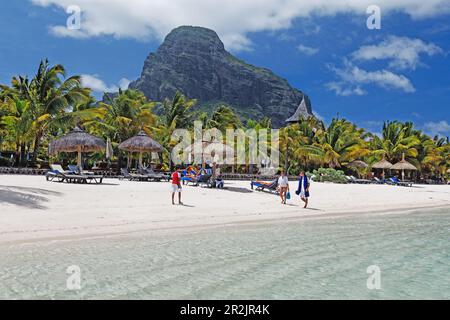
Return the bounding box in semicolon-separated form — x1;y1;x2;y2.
1;1;449;136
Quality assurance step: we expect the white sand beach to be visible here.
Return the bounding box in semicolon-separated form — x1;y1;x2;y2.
0;175;449;244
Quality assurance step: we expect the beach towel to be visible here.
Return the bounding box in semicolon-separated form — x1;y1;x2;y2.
296;176;310;198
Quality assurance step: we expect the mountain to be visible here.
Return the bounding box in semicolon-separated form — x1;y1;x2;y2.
129;26;313;127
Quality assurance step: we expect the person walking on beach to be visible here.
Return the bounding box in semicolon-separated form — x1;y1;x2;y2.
278;170;289;204
171;167;183;205
296;171;310;208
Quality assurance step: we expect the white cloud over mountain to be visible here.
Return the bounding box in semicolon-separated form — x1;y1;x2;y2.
81;74;130;93
352;36;443;70
297;44;319;56
31;0;450;51
327;35;443;96
327;61;415;96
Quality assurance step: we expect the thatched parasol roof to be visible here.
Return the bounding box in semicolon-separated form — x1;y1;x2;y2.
49;126;105;155
372;157;393;170
185;140;234;157
391;154;417;171
118;130;163;153
347;160;368;168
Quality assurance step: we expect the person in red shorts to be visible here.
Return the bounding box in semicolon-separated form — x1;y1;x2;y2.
171;166;183;205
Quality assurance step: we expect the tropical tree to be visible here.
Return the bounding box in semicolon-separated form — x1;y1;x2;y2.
304;118;369;168
369;121;421;164
161;91;196;129
2;59;91;163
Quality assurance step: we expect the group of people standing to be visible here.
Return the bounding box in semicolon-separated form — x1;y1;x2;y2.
170;167;310;208
277;170;310;208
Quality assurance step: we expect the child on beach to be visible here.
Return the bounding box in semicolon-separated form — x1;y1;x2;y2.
171;167;183;205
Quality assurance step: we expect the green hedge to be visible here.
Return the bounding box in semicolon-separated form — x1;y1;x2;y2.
307;168;348;184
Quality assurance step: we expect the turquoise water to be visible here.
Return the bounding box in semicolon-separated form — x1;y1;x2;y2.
0;209;449;299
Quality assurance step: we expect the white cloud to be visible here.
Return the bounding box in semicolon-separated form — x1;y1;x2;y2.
352;36;443;70
297;44;319;55
327;61;415;95
424;120;450;136
326;82;366;96
31;0;450;51
81;74;130;93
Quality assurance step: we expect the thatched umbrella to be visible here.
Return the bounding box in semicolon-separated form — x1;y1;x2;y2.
49;126;106;168
372;156;393;176
185;140;233;166
391;153;417;181
118;130;163;168
347;160;369;178
347;160;368;168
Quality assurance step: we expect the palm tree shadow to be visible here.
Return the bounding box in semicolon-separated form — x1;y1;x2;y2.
223;186;254;194
0;185;62;210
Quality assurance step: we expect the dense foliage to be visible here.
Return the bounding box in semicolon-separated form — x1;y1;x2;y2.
0;60;448;180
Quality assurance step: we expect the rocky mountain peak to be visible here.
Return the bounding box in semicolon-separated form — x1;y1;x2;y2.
129;26;313;127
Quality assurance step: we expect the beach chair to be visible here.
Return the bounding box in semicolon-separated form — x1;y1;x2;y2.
349;175;372;184
196;174;213;187
46;165;103;184
388;177;413;187
119;168;148;181
250;179;279;194
372;177;386;184
181;170;200;185
138;165;165;182
46;164;72;182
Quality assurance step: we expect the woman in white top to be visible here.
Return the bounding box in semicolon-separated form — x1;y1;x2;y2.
278;170;289;204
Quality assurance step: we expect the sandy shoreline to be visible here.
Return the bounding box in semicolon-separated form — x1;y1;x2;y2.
1;175;449;244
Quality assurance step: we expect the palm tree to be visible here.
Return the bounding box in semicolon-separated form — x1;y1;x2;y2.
161;91;196;129
304;118;369;168
4;59;91;163
0;97;34;165
206;105;242;131
370;121;420;164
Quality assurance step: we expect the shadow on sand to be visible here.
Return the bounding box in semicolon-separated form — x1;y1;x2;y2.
223;186;254;194
0;185;62;210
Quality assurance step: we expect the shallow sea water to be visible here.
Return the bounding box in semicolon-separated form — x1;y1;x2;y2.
0;209;449;299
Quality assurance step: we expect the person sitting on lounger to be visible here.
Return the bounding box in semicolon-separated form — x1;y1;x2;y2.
171;167;183;205
278;170;289;204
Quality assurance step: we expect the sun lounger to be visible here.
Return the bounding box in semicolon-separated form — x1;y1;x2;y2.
46;164;75;182
196;174;213;187
372;177;386;184
138;165;166;182
388;177;413;187
181;170;199;185
348;175;372;184
250;179;279;193
119;168;149;181
46;165;103;184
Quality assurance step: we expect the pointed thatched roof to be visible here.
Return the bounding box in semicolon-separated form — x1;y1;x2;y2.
286;95;312;124
49;126;105;155
391;154;417;171
372;157;393;170
185;140;234;157
118;130;163;153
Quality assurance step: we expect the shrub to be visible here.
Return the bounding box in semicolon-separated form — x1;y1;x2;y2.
308;168;348;184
